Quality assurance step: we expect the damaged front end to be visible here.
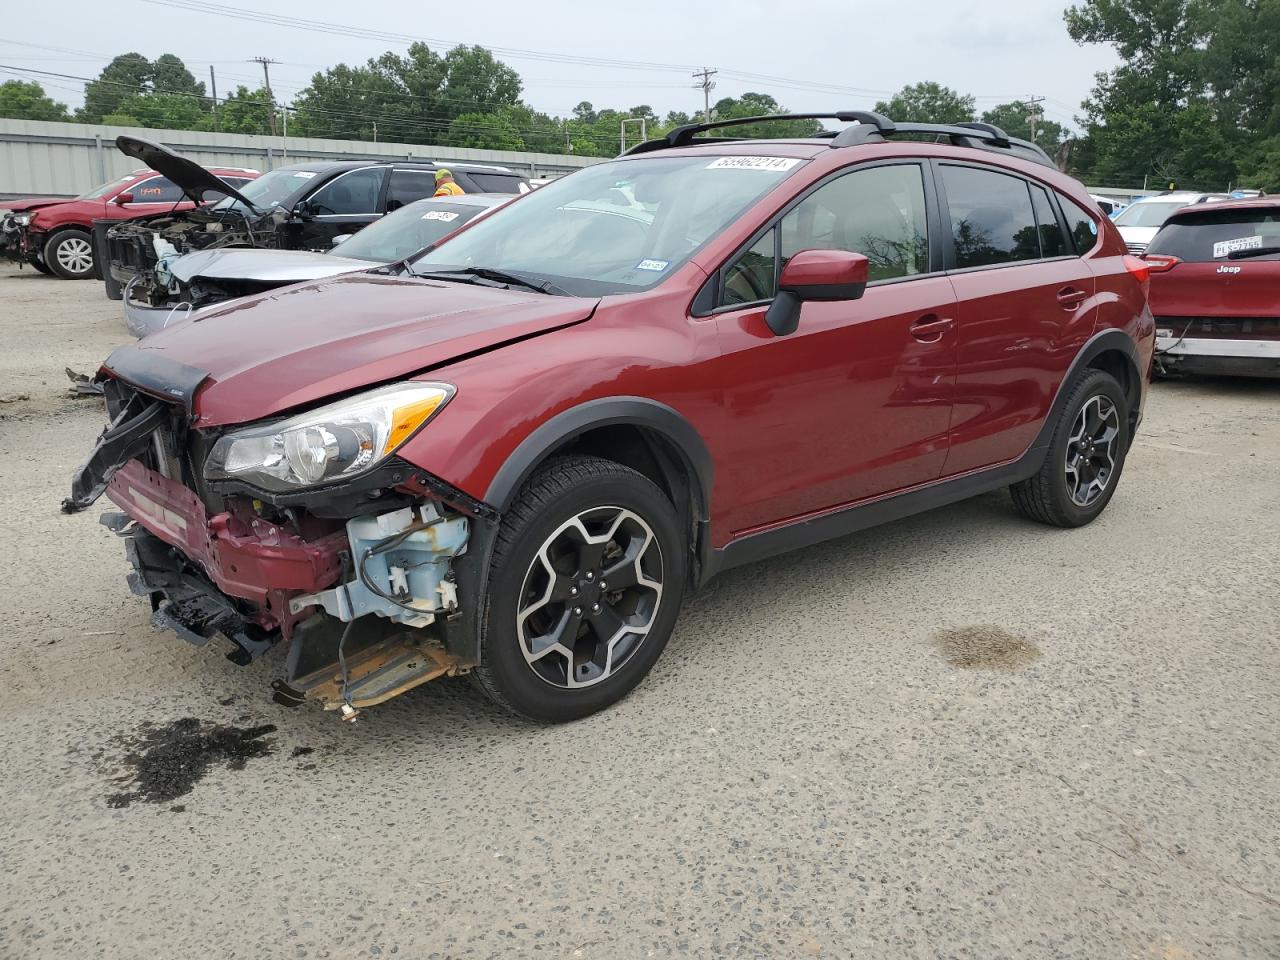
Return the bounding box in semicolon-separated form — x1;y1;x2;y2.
110;206;286;317
66;354;497;718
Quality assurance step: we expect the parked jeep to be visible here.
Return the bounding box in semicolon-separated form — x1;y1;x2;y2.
101;136;530;304
66;111;1154;723
0;163;258;279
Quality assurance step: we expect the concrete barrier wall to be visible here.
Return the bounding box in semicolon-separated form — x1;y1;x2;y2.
0;118;603;199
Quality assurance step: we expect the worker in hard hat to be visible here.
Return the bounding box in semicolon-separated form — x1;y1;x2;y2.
434;169;465;197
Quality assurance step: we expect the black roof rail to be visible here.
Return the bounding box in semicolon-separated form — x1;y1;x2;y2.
622;111;896;156
622;110;1056;169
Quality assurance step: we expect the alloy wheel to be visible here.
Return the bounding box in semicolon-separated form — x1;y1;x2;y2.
55;237;94;275
516;506;663;689
1065;395;1120;507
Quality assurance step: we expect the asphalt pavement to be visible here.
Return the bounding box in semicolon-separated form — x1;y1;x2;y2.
1;265;1276;959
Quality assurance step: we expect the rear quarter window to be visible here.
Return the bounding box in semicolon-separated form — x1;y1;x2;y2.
1059;196;1099;254
1145;210;1280;261
465;172;526;194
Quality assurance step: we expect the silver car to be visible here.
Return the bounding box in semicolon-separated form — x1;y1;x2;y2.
125;193;511;337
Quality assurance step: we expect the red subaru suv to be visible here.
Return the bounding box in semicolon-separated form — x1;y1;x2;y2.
65;112;1154;722
1143;198;1280;378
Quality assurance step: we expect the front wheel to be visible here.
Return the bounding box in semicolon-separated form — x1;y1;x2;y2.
1010;368;1130;527
474;456;686;722
44;228;95;280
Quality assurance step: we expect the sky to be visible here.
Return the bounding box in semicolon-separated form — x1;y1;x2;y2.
1;0;1116;132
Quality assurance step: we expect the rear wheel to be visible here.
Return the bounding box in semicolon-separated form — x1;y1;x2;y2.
44;228;95;280
1010;368;1130;527
474;456;685;722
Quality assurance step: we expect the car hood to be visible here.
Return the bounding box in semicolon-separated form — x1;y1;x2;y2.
105;273;598;427
115;135;255;207
171;248;374;284
3;197;69;214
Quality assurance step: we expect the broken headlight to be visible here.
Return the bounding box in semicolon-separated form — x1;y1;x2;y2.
12;212;32;226
204;382;453;491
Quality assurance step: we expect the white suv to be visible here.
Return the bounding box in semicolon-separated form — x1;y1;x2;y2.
1113;191;1229;253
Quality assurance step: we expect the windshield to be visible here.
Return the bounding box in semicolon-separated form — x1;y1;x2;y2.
1114;201;1189;228
413;154;807;296
338;200;497;262
1146;209;1280;261
211;167;317;213
78;175;140;201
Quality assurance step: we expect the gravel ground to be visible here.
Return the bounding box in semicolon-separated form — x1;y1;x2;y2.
1;264;1277;960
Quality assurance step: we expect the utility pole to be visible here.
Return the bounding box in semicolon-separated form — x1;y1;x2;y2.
1024;94;1046;142
620;117;647;154
208;65;218;120
251;56;279;137
372;121;378;143
692;67;717;123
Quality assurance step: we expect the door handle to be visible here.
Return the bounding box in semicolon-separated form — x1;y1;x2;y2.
1056;286;1088;309
909;315;954;342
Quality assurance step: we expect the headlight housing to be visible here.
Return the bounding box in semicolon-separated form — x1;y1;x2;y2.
204;382;453;491
12;213;32;227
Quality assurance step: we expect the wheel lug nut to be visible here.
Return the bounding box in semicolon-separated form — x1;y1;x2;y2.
573;606;583;616
599;581;607;590
586;571;594;581
591;603;601;613
570;586;578;596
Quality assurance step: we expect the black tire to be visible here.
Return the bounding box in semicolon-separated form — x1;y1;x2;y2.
44;228;96;280
473;456;686;722
1010;368;1130;527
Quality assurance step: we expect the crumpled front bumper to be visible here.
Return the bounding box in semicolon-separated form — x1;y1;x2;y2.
104;460;347;640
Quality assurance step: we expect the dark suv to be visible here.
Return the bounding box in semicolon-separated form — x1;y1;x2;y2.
99;136;529;304
66;111;1154;723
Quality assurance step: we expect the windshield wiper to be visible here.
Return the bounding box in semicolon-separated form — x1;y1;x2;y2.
417;266;568;296
1227;245;1280;260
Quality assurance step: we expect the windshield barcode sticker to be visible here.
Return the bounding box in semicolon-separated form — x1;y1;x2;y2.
1213;234;1263;259
705;156;801;172
292;171;317;179
422;211;460;222
635;259;669;271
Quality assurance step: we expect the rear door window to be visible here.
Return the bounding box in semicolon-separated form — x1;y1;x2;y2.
387;170;437;210
940;165;1040;268
307;167;386;215
1145;209;1280;261
1059;196;1100;254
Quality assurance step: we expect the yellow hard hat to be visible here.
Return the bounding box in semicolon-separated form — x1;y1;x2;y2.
435;168;453;181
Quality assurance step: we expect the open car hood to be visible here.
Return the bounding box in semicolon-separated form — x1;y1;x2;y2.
3;197;68;214
115;135;255;207
171;248;374;284
104;273;597;426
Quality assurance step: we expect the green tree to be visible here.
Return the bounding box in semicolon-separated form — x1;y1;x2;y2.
79;53;206;123
447;111;524;149
1065;0;1280;189
707;92;823;139
0;80;70;121
202;85;273;135
874;82;976;124
101;92;207;129
981;100;1068;150
291;41;521;144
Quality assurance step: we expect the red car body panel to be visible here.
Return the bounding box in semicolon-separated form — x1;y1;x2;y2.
99;140;1151;557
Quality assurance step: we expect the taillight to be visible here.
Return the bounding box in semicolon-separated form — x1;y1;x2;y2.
1123;254;1151;297
1142;254;1181;273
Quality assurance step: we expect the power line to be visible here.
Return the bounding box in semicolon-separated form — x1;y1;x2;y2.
692;68;717;123
249;55;278;136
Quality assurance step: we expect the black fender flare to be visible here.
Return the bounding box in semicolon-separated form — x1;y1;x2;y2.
1027;327;1143;460
484;396;714;518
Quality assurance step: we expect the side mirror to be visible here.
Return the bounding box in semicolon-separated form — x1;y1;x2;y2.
764;249;869;336
331;234;351;247
113;192;134;206
295;199;315;219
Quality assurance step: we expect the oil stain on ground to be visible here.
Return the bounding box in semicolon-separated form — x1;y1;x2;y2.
934;625;1041;671
105;717;276;808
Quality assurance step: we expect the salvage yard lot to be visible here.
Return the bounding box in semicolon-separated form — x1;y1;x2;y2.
0;265;1277;959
